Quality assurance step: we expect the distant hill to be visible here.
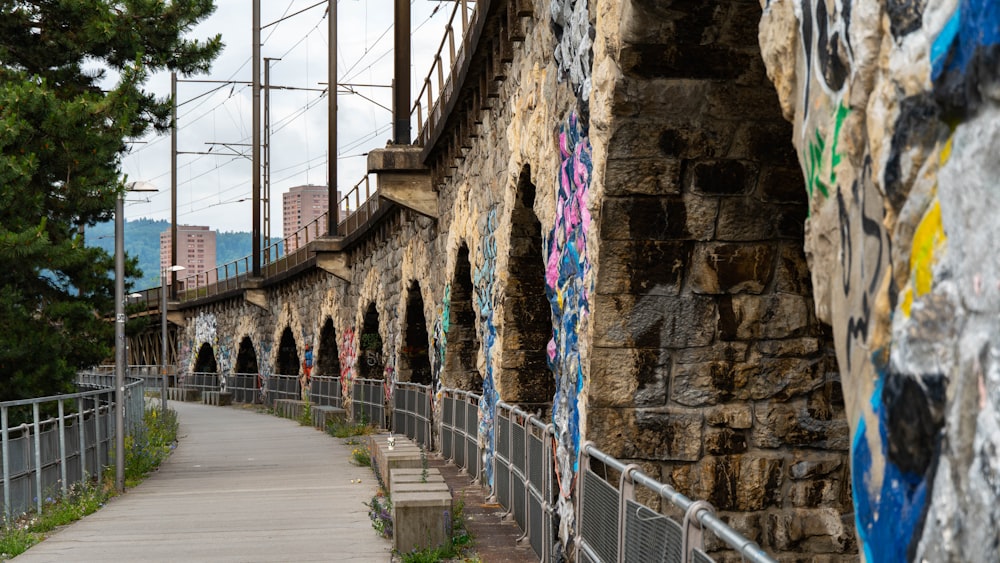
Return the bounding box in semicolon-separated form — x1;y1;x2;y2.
86;219;254;291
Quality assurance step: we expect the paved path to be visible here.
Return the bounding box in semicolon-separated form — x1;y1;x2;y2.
13;401;391;562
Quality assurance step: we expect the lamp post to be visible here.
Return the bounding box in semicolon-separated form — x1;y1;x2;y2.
116;182;156;492
161;265;185;416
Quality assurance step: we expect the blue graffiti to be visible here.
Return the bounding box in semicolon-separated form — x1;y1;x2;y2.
474;208;500;486
546;111;593;509
851;366;930;562
931;1;1000;81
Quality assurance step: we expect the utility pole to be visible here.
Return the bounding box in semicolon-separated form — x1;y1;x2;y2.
252;0;262;276
327;0;338;236
394;0;411;145
264;57;279;257
170;72;179;296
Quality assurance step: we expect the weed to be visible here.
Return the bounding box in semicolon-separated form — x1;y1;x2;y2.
0;406;178;559
326;419;373;439
352;446;371;467
297;395;313;426
366;493;393;538
396;494;474;563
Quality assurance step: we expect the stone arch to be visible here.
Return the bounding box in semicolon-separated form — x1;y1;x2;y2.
235;336;259;373
359;302;383;380
193;342;217;373
500;165;553;408
444;243;482;391
276;326;299;376
317;317;341;376
400;280;432;385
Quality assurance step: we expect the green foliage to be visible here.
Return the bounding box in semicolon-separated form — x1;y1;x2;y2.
326;419;374;439
397;495;475;563
0;0;222;402
297;395;312;426
352;446;371;467
124;406;179;487
366;493;393;538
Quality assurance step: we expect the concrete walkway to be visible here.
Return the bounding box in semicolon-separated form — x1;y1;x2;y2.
13;401;391;562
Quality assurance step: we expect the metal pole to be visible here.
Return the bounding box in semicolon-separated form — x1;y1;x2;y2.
264;58;278;254
161;272;170;416
77;397;86;479
2;406;10;520
170;72;179;297
393;0;411;144
33;403;42;512
114;194;126;492
58;399;67;495
327;0;339;236
252;0;262;276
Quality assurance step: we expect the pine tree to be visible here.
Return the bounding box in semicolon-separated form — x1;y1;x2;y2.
0;0;222;401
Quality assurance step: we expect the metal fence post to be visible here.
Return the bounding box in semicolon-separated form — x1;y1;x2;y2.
32;403;42;514
2;406;9;520
77;397;86;479
58;399;68;496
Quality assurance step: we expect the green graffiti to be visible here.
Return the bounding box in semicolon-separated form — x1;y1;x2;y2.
804;102;851;203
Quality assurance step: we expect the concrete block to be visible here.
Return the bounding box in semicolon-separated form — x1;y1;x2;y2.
168;388;200;402
311;405;347;429
368;434;424;491
392;490;453;554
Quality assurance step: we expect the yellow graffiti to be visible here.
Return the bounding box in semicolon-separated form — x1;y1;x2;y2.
903;199;947;317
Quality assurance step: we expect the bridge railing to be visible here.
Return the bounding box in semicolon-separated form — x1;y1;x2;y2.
410;0;482;146
439;388;482;482
352;378;387;428
264;374;301;406
309;375;342;409
392;382;433;449
228;373;262;404
0;371;145;522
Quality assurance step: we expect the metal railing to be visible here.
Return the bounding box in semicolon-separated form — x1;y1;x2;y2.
352;378;386;428
1;371;145;522
310;375;342;408
439;388;482;482
174;372;774;563
227;373;262;404
392;382;433;449
265;374;301;405
183;372;220;395
410;0;482;146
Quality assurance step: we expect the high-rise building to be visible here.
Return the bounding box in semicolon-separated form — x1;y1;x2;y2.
282;185;329;253
160;225;217;286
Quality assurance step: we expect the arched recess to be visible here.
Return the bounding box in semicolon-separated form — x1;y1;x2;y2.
193;342;218;373
234;336;260;403
401;281;432;384
445;244;482;391
501;166;554;408
235;336;259;373
317;317;341;376
359;303;383;379
276;327;299;376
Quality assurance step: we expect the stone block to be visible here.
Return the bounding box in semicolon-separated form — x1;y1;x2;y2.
311;405;347;429
604;157;682;196
368;434;424;492
596;239;692;296
689;243;777;294
705;404;753;429
729;120;798;165
670;360;756;406
764;508;855;553
704;427;748;455
390;468;446;486
755;338;822;358
673;342;749;364
392;490;453;554
589;347;668;408
718;294;814;341
600;194;718;242
773;242;814;295
273;399;306;420
588;407;703;462
750;402;850;451
592;294;716;349
716;197;806;241
757;165;807;203
687;159;759;196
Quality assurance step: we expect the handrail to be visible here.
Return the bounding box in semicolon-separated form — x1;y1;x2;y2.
410;0;479;146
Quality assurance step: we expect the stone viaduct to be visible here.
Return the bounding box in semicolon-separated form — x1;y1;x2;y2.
128;1;1000;561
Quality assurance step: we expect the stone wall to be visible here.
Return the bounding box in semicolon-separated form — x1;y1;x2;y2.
585;0;854;559
759;0;1000;560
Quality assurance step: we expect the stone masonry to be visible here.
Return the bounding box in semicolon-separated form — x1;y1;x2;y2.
148;1;1000;560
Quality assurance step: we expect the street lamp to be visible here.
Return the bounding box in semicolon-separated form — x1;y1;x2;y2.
161;264;185;416
115;181;156;492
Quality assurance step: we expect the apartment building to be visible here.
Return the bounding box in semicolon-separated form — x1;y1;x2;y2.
160;225;217;285
282;185;329;253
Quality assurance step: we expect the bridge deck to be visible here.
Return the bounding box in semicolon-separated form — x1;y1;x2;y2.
13;401;392;562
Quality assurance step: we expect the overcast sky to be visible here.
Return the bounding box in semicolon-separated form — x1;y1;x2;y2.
120;0;453;236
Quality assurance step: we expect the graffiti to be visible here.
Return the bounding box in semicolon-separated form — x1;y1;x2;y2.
473;207;500;486
761;0;1000;558
545;111;593;541
430;285;451;429
339;328;357;409
257;340;272;402
550;0;593;105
